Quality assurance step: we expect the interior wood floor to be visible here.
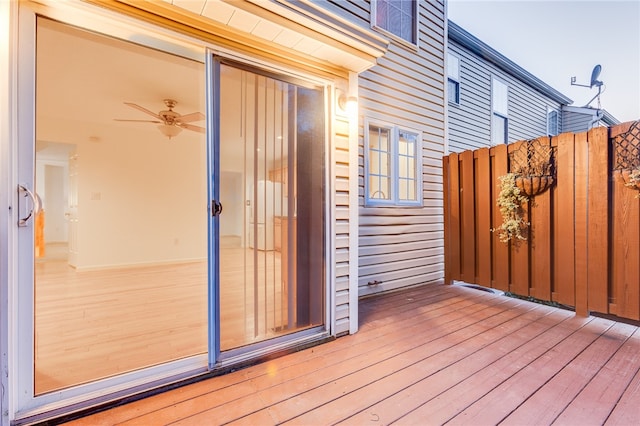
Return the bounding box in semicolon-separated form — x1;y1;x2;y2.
35;244;295;395
65;283;640;426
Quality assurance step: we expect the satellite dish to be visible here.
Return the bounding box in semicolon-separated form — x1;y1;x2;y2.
571;64;605;107
590;64;602;88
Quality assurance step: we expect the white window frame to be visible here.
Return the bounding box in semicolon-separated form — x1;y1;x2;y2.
547;107;559;136
447;53;460;105
371;0;419;48
491;76;509;145
364;119;423;207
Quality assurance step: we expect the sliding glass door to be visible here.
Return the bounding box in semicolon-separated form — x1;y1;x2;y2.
24;17;209;398
216;60;326;352
15;8;327;418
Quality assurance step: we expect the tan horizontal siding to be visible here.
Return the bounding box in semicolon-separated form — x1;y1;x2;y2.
333;113;353;334
359;230;444;247
359;238;442;257
360;247;442;267
352;1;445;297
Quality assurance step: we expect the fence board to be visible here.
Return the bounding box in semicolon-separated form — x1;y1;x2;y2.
587;127;609;313
491;144;509;291
461;150;476;283
612;171;640;320
448;153;461;281
554;132;576;306
574;132;589;316
530;137;552;301
443;156;451;285
508;141;530;296
475;148;491;287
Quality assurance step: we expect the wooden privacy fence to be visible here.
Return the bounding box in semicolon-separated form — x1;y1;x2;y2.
443;120;640;321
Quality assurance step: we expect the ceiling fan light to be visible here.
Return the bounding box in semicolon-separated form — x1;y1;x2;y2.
157;123;182;139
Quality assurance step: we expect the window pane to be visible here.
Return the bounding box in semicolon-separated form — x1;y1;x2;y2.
399;178;408;200
369;176;390;199
389;3;402;36
379;153;389;175
369;126;390;152
34;19;208;394
376;0;388;27
492;78;508;116
399;132;416;156
375;0;416;44
398;129;418;202
406;157;415;179
492;114;507;145
448;79;460;103
370;154;380;174
401;13;413;42
369;125;391;181
399;138;407;155
398;178;417;201
447;53;459;79
548;110;559;135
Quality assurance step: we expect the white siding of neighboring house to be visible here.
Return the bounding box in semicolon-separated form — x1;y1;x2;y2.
329;0;447;296
447;38;564;153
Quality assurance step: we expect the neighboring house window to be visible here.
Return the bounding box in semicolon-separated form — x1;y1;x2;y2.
547;108;559;136
366;120;422;206
372;0;418;45
492;77;508;145
447;53;460;104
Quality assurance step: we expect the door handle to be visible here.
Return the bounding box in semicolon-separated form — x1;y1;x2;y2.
211;199;223;217
18;184;42;227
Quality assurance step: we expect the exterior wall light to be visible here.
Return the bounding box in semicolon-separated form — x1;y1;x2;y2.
338;94;358;116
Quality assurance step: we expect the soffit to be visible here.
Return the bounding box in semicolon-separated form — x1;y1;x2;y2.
100;0;388;75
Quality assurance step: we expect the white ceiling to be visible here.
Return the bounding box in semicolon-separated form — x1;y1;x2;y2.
37;17;206;155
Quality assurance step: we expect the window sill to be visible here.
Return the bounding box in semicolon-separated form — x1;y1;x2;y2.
371;25;419;52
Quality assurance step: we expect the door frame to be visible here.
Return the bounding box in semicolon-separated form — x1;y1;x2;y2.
6;1;337;423
208;54;335;366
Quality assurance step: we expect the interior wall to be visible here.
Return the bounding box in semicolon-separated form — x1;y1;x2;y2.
220;171;243;240
43;165;67;242
74;128;207;269
36;154;70;243
35;18;208;271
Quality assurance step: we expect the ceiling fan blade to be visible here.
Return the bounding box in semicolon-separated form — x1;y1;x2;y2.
178;123;206;133
124;102;162;120
114;119;162;123
178;112;205;123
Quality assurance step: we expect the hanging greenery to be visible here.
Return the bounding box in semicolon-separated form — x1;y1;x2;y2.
624;167;640;198
492;172;529;243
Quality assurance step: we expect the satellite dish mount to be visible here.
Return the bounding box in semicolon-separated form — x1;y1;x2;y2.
571;64;604;108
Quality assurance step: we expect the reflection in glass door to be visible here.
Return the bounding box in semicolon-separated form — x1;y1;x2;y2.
33;18;208;394
217;62;326;351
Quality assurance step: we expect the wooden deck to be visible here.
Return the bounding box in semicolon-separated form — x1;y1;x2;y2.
65;283;640;425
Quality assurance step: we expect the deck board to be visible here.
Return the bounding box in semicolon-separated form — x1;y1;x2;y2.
65;284;640;426
556;328;640;425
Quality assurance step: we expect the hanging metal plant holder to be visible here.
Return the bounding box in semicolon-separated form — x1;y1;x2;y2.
515;174;554;197
509;138;556;197
612;120;640;191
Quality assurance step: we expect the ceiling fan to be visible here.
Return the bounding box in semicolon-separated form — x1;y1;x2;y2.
114;99;205;139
